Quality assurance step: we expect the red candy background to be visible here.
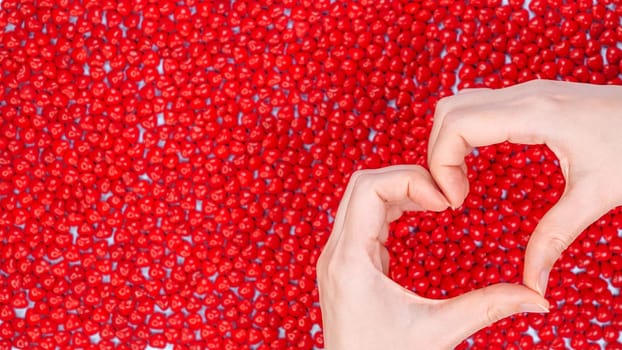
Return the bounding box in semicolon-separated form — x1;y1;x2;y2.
1;0;622;349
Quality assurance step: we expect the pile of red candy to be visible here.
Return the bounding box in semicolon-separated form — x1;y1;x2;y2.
1;0;622;349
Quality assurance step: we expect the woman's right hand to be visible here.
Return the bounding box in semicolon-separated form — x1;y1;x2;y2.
427;79;622;297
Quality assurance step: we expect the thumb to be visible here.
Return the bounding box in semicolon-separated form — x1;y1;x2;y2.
430;284;549;349
523;182;607;296
430;163;470;209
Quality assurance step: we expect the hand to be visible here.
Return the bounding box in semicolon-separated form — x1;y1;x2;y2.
317;165;549;350
428;79;622;297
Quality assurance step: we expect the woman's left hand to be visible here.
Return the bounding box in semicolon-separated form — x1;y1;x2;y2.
317;165;549;350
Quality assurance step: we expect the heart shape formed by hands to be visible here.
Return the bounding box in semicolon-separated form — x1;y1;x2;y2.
427;81;622;301
317;165;549;350
318;81;622;350
387;143;564;301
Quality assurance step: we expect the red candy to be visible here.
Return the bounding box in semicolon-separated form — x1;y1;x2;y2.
1;0;622;348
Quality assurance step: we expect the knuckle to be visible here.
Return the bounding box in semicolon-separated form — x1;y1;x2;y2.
523;78;543;88
435;96;450;113
523;79;551;91
434;111;465;150
346;170;369;193
321;257;349;290
485;304;505;325
353;170;375;187
433;96;459;124
479;285;507;325
405;175;420;197
547;233;571;257
441;111;461;132
350;169;371;184
348;169;363;183
316;247;350;287
529;93;561;111
413;164;428;176
518;86;562;112
351;169;366;178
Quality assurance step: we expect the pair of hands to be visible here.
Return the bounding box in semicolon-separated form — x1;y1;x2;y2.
317;80;622;349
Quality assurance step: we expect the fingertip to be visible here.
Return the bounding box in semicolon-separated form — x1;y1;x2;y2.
523;235;557;297
491;284;550;320
434;165;469;209
491;283;548;305
521;257;539;295
536;269;550;297
516;285;550;315
520;285;550;308
430;193;451;212
519;303;550;314
523;265;550;297
413;173;454;212
427;180;452;212
434;283;549;347
518;291;550;315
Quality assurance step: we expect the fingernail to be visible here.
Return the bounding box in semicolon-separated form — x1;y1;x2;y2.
444;198;452;208
449;201;457;211
537;270;550;296
520;303;550;314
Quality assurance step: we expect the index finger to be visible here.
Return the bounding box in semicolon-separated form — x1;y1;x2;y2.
428;88;557;207
338;165;449;246
428;88;492;157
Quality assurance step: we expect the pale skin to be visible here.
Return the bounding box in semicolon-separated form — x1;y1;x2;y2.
317;80;622;348
428;79;622;297
317;165;548;350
